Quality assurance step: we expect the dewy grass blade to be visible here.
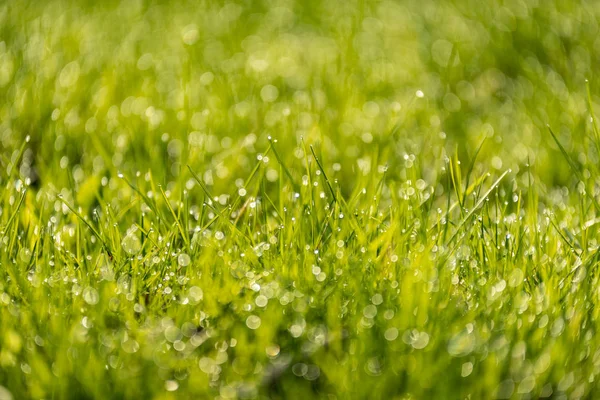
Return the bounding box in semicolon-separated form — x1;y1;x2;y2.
446;169;510;248
547;124;600;212
269;136;300;193
158;184;190;248
58;195;114;260
310;145;337;204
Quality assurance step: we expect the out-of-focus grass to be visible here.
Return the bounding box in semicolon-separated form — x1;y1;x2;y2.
2;0;600;399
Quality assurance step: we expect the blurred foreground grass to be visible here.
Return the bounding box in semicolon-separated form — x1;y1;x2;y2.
2;0;600;399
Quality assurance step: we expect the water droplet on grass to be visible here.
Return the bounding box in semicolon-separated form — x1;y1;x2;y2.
122;228;142;255
246;315;261;330
305;365;320;380
265;344;280;357
121;339;139;353
165;380;179;392
292;363;308;377
411;331;430;349
384;328;398;341
371;294;383;305
189;286;203;303
363;305;377;318
255;295;268;307
165;326;182;342
461;362;473;377
19;248;31;263
83;287;99;305
178;253;190;267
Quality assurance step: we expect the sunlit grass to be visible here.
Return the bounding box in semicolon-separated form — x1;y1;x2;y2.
2;0;600;399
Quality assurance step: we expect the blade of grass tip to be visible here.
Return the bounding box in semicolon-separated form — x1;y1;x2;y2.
269;136;300;193
301;139;317;240
188;165;254;243
526;156;540;262
547;125;583;180
446;42;458;79
443;159;453;241
453;147;463;203
463;137;487;205
449;154;464;214
7;190;27;256
446;169;510;248
4;210;31;303
0;189;26;243
187;165;218;206
158;185;190;248
559;247;600;287
115;197;141;222
547;124;600;212
223;144;273;218
135;222;161;248
182;184;190;241
314;207;336;250
260;178;272;255
310;145;338;203
336;193;368;246
262;190;284;223
58;195;114;260
104;202;122;255
119;173;164;222
187;165;228;218
301;137;313;190
562;226;582;251
548;217;577;254
190;163;252;224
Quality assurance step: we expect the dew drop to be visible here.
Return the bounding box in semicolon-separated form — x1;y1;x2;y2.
363;305;377;318
384;327;398;341
178;253;191;267
83;287;99;305
246;315;261;330
121;228;142;255
121;339;139;353
165;380;179;392
411;331;430;349
461;362;473;377
255;295;268;308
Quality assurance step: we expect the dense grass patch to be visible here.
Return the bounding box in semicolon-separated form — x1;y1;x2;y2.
2;1;600;398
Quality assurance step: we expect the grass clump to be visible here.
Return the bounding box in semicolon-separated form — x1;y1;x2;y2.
2;0;600;399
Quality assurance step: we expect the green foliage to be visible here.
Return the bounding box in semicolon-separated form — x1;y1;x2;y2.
1;0;600;398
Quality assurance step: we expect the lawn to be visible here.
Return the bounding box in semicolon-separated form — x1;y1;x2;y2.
1;0;600;398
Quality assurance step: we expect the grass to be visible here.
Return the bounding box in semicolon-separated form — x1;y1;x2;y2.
2;0;600;398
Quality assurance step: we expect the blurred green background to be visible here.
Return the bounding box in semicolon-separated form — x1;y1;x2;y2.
2;0;600;191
